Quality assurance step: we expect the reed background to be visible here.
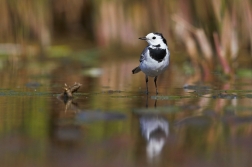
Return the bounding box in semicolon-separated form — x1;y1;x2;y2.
1;0;252;74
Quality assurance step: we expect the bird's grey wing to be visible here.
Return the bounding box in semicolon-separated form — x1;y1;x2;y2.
139;47;149;62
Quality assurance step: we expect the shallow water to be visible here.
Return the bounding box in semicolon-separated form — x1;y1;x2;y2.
0;50;252;167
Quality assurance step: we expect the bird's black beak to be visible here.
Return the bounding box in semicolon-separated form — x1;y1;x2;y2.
139;37;147;40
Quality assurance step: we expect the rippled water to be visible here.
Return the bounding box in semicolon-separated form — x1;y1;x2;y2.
0;50;252;167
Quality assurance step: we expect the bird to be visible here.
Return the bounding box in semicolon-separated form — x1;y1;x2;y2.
132;32;170;94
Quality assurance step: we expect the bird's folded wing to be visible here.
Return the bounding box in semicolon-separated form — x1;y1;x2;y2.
140;47;149;62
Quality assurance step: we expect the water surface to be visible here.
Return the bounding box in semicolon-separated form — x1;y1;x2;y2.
0;50;252;167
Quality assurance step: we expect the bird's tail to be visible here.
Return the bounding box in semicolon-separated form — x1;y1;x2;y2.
132;66;141;74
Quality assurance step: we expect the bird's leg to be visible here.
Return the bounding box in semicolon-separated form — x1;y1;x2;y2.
145;75;148;94
154;76;158;95
145;95;149;108
154;99;157;108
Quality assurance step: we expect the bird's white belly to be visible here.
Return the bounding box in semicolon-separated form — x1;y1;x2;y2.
140;56;169;77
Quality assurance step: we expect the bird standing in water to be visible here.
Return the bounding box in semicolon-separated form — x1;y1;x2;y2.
132;32;170;94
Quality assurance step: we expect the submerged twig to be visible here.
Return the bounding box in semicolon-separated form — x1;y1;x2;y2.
57;82;82;113
58;82;82;100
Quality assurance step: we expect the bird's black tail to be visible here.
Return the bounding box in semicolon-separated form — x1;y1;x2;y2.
132;66;141;74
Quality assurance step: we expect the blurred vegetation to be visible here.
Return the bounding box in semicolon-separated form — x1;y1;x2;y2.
0;0;252;74
1;1;252;166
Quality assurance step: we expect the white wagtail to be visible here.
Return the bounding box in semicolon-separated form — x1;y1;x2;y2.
132;32;170;94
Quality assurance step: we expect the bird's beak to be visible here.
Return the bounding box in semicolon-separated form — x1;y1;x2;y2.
139;37;148;40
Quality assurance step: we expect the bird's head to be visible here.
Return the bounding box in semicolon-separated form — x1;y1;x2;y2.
139;32;167;46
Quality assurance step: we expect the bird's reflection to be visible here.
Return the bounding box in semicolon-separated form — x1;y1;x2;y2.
140;115;169;159
140;96;169;160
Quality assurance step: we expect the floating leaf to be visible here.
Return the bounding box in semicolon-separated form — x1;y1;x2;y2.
0;90;52;96
74;49;100;65
183;84;211;90
151;95;192;100
246;94;252;98
110;95;139;99
47;45;72;57
174;116;212;127
212;93;238;99
81;68;103;77
26;82;41;89
236;69;252;78
76;111;126;122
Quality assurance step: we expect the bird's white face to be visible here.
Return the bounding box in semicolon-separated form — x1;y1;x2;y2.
142;33;166;46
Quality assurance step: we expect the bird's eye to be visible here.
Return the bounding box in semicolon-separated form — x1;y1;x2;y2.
152;37;156;39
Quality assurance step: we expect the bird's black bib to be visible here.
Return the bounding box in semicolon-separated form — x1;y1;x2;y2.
148;47;166;63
